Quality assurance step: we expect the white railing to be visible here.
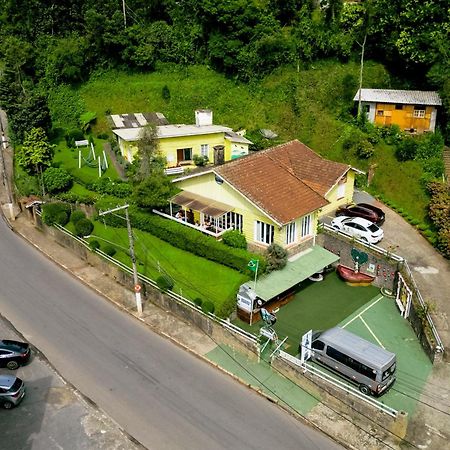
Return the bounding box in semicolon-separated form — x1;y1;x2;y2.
278;351;398;417
321;223;444;352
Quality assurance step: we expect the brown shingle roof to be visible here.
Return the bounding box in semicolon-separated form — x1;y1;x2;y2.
215;140;350;225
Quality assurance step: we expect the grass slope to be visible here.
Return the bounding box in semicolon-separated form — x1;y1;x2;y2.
59;61;430;221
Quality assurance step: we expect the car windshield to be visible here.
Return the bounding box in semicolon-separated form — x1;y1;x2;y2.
368;223;379;232
10;378;22;392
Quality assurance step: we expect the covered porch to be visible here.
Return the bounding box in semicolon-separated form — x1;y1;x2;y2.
153;191;242;238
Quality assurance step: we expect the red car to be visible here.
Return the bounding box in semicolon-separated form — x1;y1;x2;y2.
336;203;385;225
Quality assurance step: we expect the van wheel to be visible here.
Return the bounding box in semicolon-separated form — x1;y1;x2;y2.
3;401;13;409
359;384;371;395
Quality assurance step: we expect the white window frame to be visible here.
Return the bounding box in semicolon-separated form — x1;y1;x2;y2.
337;179;346;199
200;144;209;157
413;109;425;118
254;220;274;245
301;214;312;238
286;222;296;245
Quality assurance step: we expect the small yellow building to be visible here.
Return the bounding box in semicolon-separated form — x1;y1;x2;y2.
354;89;442;133
111;110;252;167
160;140;357;254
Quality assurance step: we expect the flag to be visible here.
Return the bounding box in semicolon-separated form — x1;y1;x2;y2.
248;259;258;272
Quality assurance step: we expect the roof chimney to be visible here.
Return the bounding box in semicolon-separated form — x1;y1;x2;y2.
195;109;213;127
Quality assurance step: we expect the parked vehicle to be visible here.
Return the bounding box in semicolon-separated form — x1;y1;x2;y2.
336;203;385;225
302;327;396;396
0;375;26;409
331;216;384;244
0;340;31;370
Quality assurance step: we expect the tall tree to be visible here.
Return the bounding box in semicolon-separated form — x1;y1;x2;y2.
16;127;54;175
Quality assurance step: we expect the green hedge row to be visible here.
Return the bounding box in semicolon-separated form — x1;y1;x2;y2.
99;207;267;274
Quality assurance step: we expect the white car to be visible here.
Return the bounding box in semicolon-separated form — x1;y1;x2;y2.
331;216;384;244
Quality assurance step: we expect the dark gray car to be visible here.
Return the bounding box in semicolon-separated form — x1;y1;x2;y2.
0;375;25;409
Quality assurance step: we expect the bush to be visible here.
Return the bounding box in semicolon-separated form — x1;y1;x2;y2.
201;300;215;314
75;218;94;237
222;230;247;249
342;128;366;152
55;191;97;204
103;244;117;256
71;209;86;224
65;129;85;148
162;85;171;101
98;207;267;273
89;240;100;250
355;140;374;159
395;137;418;161
87;177;132;198
156;275;174;291
41;202;71;226
97;133;109;140
43;167;73;193
266;243;287;272
193;154;209;166
193;297;203;307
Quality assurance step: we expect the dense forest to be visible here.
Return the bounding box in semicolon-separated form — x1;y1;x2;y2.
0;0;449;142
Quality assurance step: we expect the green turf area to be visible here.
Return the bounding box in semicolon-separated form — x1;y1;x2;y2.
205;344;320;416
234;271;379;354
88;221;248;317
341;297;433;416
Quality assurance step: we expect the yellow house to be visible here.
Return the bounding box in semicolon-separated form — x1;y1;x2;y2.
157;140;357;253
354;89;442;133
111;110;252;167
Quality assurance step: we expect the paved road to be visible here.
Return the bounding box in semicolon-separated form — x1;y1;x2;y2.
0;218;342;450
0;316;139;450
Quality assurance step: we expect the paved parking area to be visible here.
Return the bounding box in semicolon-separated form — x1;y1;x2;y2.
0;315;140;450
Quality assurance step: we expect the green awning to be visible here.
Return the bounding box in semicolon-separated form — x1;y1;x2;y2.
246;246;339;302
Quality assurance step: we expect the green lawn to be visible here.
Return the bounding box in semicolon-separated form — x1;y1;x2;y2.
235;271;379;354
86;220;249;317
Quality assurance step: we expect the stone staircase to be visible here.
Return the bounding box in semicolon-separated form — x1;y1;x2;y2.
444;146;450;185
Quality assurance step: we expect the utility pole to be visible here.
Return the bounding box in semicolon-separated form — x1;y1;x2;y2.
99;205;142;315
122;0;127;28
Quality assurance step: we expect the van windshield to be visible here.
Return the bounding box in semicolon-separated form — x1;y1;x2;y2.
382;362;396;381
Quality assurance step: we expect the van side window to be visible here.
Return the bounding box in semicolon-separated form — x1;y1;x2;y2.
312;340;325;351
326;346;348;364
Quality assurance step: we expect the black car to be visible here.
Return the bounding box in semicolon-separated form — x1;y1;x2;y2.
0;340;31;370
335;203;385;225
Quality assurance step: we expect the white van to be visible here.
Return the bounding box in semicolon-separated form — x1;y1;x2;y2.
302;327;396;396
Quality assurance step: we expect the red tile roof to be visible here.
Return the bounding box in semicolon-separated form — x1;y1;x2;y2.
215;140;350;225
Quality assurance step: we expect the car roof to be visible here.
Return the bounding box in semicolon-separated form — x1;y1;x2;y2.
0;375;17;389
345;216;373;226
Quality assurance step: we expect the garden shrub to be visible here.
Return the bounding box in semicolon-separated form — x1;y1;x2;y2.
395;137;418;161
71;209;86;224
65;129;85;148
103;244;117;256
355;139;374;159
43;167;73;193
97;206;267;273
201;300;215;314
222;230;247;249
342;128;365;152
87;177;132;198
415;132;444;161
89;240;100;250
266;243;287;272
193;154;209;166
162;85;171;101
41;202;71;226
156;275;174;291
194;297;203;307
97;133;109;140
56;191;97;204
75;218;94;237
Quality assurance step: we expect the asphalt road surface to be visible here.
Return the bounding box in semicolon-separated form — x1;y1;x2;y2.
0;218;343;450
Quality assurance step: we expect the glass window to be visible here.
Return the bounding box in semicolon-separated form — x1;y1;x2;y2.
395;104;403;110
255;220;274;245
312;340;325;351
301;215;312;237
377;110;383;116
413;110;425;118
286;222;296;245
182;148;192;160
200;144;209;157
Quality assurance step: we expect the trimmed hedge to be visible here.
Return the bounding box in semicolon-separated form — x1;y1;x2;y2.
41;202;71;226
75;218;94;237
71;210;86;224
98;207;267;273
